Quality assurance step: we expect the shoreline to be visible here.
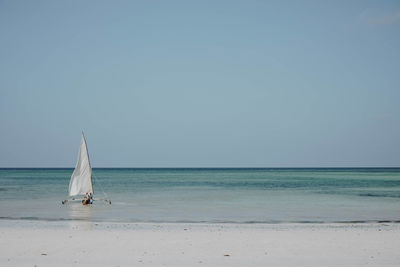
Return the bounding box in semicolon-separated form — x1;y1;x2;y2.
1;220;400;266
2;217;400;225
2;218;400;227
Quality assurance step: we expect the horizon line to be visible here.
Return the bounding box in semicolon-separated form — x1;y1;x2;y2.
1;166;400;169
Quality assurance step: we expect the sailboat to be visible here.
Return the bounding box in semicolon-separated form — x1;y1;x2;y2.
62;133;111;205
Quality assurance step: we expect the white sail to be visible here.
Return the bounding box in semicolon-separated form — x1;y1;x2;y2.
69;134;93;196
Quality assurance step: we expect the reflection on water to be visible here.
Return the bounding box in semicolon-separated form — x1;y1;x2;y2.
68;203;93;230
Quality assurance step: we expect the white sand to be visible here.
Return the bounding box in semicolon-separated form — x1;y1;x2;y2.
1;220;400;267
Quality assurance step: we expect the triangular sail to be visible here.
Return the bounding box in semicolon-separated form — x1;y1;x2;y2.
69;134;93;196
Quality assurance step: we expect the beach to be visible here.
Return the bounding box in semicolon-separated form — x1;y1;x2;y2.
1;220;400;267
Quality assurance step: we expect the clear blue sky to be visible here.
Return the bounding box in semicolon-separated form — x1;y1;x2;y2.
1;0;399;167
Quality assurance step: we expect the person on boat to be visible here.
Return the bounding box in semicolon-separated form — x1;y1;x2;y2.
82;192;93;205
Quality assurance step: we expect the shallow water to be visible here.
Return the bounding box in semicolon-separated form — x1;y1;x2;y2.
0;168;400;223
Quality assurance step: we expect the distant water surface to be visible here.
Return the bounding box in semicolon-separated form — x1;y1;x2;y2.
0;168;399;223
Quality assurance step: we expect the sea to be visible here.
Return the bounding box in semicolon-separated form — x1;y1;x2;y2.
0;168;399;223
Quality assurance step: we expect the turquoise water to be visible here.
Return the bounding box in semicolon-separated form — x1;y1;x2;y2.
0;168;400;223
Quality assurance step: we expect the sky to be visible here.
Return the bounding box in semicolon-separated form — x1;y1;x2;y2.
0;0;399;167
